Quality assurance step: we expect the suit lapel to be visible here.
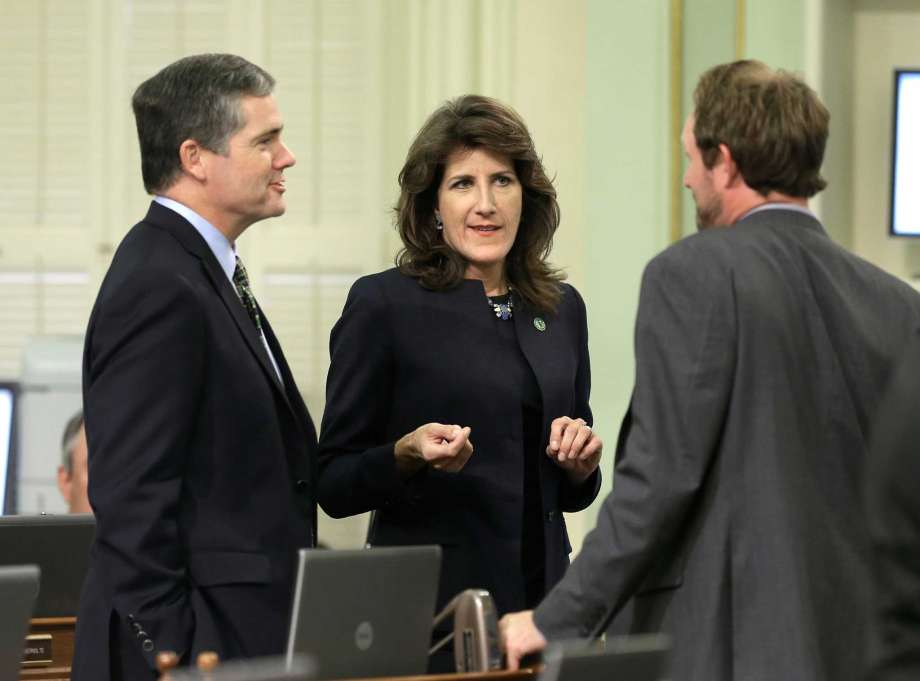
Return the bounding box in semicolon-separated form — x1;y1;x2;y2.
512;296;563;430
143;202;293;412
512;295;571;505
260;307;314;437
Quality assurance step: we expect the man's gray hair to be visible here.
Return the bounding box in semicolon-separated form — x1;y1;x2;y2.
132;53;276;194
60;410;84;473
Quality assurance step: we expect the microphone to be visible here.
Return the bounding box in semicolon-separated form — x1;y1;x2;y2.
429;589;502;672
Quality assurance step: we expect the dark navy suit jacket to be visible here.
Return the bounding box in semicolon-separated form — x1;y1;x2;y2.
317;268;600;616
72;202;317;681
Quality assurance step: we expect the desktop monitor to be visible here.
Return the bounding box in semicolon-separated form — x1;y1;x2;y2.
0;383;18;514
539;635;670;681
0;514;94;616
890;69;920;236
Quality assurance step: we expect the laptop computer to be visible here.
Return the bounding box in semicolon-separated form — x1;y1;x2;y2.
0;514;94;616
539;635;670;681
0;565;40;679
168;655;314;681
285;546;441;679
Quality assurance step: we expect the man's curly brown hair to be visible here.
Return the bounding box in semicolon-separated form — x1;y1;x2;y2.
693;60;829;198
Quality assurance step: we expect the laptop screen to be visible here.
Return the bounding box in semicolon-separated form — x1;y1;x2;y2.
286;546;441;679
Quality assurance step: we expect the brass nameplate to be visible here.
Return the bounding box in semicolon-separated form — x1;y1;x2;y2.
22;634;53;667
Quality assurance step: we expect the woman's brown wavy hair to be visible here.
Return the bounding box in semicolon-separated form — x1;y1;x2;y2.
395;95;565;313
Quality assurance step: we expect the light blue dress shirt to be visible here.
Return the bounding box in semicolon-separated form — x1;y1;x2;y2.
153;196;282;382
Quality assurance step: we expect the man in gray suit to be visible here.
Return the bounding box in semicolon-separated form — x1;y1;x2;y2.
501;59;920;681
865;341;920;681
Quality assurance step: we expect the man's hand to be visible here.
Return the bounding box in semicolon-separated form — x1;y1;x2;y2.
546;417;603;485
499;610;547;670
394;423;474;476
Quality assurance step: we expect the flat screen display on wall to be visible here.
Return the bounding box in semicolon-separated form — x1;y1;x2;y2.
891;69;920;236
0;384;17;514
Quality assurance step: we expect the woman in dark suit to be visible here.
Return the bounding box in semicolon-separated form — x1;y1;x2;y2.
317;95;603;631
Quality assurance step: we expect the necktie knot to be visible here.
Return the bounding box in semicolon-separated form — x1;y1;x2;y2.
233;256;262;331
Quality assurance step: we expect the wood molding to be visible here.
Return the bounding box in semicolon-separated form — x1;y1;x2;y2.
670;0;685;243
735;0;746;58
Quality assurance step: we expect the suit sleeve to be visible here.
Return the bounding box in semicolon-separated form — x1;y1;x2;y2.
559;284;601;512
317;277;410;518
534;242;736;637
84;268;205;667
865;343;920;681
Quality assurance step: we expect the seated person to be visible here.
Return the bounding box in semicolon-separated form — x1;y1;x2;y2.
57;411;91;514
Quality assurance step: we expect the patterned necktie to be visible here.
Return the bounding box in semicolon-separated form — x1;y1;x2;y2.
233;256;262;332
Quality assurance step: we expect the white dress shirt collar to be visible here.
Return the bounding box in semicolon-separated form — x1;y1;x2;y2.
739;202;817;222
153;196;236;283
152;197;283;383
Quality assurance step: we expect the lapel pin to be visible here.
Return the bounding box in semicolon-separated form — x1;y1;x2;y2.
533;317;546;332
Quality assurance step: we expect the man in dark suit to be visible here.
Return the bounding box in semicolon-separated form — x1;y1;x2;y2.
71;54;317;681
501;59;920;681
57;411;91;514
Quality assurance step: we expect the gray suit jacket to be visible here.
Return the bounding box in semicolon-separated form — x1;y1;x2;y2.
534;209;920;681
865;340;920;681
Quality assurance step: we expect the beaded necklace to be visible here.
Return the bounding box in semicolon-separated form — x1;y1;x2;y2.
487;290;513;320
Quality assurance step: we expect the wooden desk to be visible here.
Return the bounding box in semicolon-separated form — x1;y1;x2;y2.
17;619;536;681
20;617;76;681
350;670;536;681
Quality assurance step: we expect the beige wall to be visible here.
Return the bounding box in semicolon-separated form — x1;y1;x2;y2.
812;0;855;247
680;0;738;237
3;0;919;549
851;1;920;284
576;1;671;546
